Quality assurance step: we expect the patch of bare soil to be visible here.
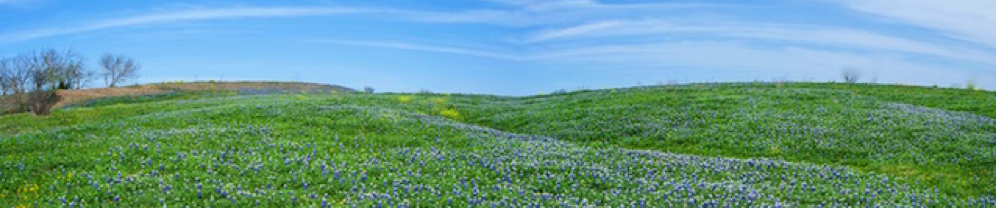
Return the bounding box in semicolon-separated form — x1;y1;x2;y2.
53;86;168;109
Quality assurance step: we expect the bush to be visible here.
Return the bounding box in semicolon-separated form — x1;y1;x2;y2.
965;79;978;91
27;90;58;115
842;69;860;83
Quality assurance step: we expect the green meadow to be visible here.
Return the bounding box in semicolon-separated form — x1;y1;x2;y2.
1;82;994;207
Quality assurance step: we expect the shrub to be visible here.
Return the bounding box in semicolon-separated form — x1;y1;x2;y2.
439;108;460;120
397;95;412;103
27;90;58;115
842;69;860;83
965;79;978;91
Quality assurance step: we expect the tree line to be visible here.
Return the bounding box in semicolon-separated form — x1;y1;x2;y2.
0;49;140;115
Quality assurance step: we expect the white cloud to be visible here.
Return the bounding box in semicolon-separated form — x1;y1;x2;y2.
524;19;996;66
830;0;996;50
310;40;520;60
0;2;713;41
527;20;625;41
476;0;538;6
0;7;379;41
3;1;993;90
531;41;994;87
477;0;601;9
0;0;30;5
406;1;716;26
310;38;995;89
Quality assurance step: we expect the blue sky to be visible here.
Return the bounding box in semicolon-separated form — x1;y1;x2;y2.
1;0;994;95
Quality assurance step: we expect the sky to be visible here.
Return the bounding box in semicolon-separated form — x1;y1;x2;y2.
1;0;994;95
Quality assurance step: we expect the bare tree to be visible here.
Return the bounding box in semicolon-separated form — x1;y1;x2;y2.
0;58;10;113
23;49;89;115
1;55;29;95
842;68;860;84
1;49;94;115
35;49;90;90
1;55;34;112
100;54;140;87
0;58;9;96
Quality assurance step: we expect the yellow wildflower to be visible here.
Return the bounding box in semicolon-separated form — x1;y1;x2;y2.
440;108;460;120
397;96;412;103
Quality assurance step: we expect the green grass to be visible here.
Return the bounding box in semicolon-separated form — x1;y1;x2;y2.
439;83;996;196
1;82;994;207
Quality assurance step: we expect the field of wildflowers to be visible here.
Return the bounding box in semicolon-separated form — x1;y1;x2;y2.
1;82;994;206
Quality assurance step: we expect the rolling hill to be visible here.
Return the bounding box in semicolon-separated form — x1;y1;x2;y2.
1;82;994;207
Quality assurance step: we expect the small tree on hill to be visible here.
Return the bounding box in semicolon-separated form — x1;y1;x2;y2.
36;49;91;90
842;68;860;84
0;58;10;96
1;49;94;115
26;49;88;115
965;79;978;90
0;58;11;112
100;54;140;88
1;54;34;112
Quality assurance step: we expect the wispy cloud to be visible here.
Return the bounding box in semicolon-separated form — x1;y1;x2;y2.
311;37;994;76
1;7;380;41
407;0;721;26
526;20;625;42
830;0;996;50
479;0;719;11
0;0;31;5
532;41;995;87
0;2;718;41
3;0;993;91
310;39;520;60
312;37;995;89
524;19;996;66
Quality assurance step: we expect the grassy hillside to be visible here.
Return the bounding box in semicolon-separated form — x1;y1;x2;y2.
0;81;354;115
1;82;994;207
440;83;996;196
0;82;354;134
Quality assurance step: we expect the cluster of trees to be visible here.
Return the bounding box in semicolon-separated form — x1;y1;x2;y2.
0;49;140;115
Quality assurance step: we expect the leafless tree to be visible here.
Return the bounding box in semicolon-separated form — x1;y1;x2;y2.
1;55;30;95
1;49;94;115
24;49;89;115
100;54;140;87
1;55;34;112
34;49;90;90
842;68;860;84
0;58;10;113
0;58;9;96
